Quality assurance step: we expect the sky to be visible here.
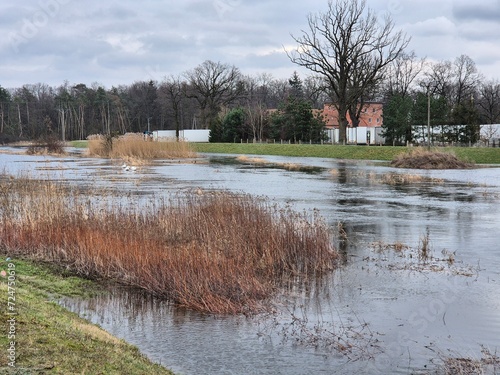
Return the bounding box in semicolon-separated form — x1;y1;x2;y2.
1;0;500;89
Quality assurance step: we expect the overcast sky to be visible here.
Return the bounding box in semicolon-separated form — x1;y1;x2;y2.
1;0;500;89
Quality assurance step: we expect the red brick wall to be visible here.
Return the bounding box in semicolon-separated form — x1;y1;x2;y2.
322;103;383;128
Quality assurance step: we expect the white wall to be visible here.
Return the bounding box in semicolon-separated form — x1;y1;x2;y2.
326;127;384;145
153;129;210;143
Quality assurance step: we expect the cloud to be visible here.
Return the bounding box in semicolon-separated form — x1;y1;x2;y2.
403;16;456;37
100;33;148;55
452;0;500;21
1;0;500;89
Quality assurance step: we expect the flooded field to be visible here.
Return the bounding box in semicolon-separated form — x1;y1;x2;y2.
2;147;500;374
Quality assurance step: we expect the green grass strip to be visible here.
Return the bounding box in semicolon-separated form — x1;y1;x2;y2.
0;256;173;375
193;143;500;164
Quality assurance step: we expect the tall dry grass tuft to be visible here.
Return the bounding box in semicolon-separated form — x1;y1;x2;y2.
391;148;474;169
0;175;337;314
87;133;197;160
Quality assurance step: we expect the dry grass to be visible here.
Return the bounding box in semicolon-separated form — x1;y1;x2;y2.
87;133;197;161
0;174;337;315
26;135;67;156
380;173;445;185
391;148;475;169
236;155;321;173
425;346;500;375
236;155;268;164
368;237;477;277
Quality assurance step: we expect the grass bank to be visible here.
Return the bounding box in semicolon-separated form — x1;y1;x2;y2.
71;140;500;165
0;257;173;374
192;143;500;165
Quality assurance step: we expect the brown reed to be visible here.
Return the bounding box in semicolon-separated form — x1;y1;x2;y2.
87;133;197;160
390;148;475;169
0;175;337;314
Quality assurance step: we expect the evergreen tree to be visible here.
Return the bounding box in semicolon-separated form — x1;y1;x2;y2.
382;94;414;145
208;118;222;142
221;108;246;142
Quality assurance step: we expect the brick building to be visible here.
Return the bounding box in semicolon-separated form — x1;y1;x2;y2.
321;102;383;128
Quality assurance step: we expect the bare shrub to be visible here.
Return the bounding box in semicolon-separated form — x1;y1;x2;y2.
0;175;337;315
26;135;66;155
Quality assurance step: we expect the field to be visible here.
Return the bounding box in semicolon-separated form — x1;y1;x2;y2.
191;143;500;165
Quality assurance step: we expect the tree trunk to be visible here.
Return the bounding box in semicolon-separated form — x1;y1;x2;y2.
338;105;348;144
17;104;23;137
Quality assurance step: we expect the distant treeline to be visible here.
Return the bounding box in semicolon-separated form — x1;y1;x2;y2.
0;61;329;144
1;55;500;146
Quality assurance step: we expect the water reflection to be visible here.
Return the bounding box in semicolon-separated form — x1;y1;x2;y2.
2;148;500;374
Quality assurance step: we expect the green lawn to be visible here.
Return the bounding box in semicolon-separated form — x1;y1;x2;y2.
71;140;500;164
192;143;500;165
0;257;173;375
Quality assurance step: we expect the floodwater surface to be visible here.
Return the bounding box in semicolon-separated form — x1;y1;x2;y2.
2;148;500;374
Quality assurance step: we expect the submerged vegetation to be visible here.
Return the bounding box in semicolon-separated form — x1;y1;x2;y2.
424;345;500;375
87;134;197;162
390;148;476;169
369;231;477;277
235;155;323;173
0;174;337;315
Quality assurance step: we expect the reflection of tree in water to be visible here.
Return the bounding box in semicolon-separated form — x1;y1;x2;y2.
336;221;349;265
337;163;348;185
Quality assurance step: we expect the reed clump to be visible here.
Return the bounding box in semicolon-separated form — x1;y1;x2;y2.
26;135;66;155
236;155;322;173
391;148;475;169
0;175;337;314
87;133;197;160
380;172;445;185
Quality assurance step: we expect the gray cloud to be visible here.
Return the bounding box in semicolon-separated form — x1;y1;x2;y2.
1;0;500;89
452;0;500;21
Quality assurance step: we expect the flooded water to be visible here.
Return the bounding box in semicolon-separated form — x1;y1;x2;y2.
2;147;500;374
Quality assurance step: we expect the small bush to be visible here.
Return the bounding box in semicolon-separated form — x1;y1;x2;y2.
26;135;66;155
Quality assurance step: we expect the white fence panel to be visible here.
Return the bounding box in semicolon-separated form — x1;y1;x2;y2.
153;130;210;143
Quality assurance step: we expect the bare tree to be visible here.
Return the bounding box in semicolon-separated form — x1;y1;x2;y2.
452;54;482;106
242;74;271;142
303;75;329;108
184;60;244;129
288;0;409;142
478;79;500;125
384;51;425;98
420;60;453;99
158;75;186;139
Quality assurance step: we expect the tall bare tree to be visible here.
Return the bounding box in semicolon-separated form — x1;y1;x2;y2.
478;79;500;125
242;74;271;142
184;60;244;129
420;60;453;99
158;75;185;139
451;55;482;106
384;51;425;98
288;0;409;142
